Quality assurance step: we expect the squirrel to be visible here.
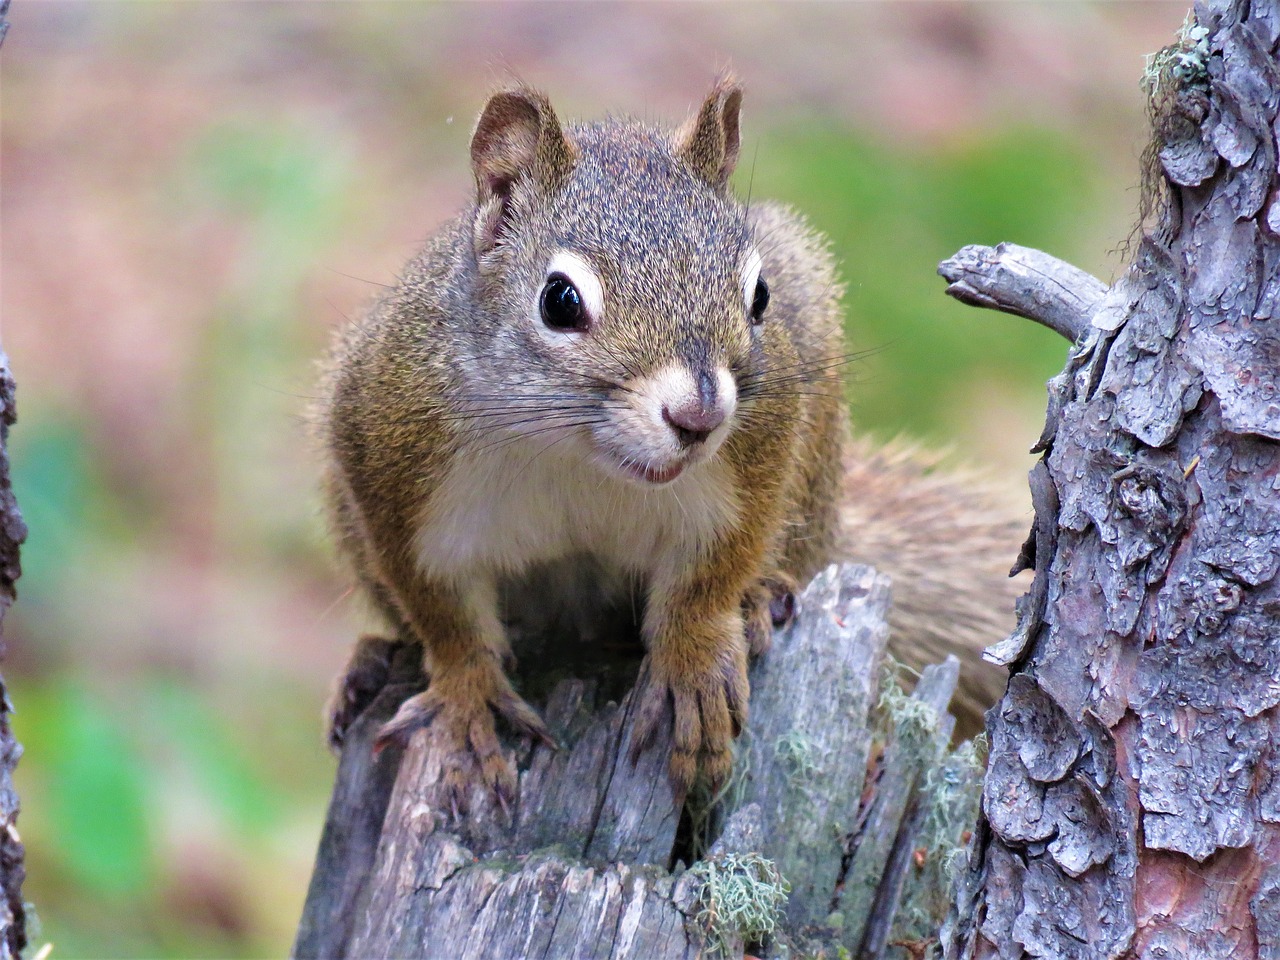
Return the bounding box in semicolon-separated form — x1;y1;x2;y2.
317;77;1023;810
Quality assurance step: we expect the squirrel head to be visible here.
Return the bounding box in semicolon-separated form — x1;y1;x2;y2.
457;77;795;487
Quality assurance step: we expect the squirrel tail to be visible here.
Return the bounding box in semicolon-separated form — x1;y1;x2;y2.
836;436;1027;737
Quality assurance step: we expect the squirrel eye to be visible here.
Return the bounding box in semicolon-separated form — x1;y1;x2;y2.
540;274;588;332
750;276;770;324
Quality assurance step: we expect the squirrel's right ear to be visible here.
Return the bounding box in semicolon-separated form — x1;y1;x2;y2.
470;87;575;255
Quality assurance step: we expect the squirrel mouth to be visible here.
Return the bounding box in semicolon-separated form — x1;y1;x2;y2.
617;458;685;485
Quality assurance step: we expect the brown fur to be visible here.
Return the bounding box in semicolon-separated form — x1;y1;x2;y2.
318;79;1018;806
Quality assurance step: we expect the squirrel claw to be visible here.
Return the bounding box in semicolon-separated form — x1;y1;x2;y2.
327;634;409;752
628;662;669;767
494;776;515;821
372;690;442;754
492;687;558;751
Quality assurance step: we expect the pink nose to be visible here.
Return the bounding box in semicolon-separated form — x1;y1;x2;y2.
662;402;725;447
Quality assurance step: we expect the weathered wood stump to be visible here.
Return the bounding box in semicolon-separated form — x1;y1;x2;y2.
294;564;982;959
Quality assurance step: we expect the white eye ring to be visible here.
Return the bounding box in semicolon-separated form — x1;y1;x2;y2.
545;250;604;323
740;248;763;312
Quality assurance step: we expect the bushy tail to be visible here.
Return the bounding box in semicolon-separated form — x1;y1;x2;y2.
837;437;1028;736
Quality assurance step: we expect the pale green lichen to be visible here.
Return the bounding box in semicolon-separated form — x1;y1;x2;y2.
690;852;790;959
874;658;941;760
870;658;985;949
774;729;821;781
888;736;986;946
922;735;986;883
1142;13;1210;97
1133;10;1214;245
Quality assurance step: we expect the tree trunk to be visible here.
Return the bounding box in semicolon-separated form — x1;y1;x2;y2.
294;565;981;959
0;352;28;960
940;2;1280;956
0;8;31;957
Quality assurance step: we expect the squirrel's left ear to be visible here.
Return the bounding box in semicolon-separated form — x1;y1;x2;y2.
470;86;575;255
675;75;742;191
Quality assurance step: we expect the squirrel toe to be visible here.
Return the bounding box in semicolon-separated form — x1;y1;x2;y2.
327;634;411;752
373;667;550;819
741;572;799;658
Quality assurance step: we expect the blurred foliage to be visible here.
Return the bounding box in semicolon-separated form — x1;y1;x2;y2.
9;419;112;608
183;118;356;561
749;125;1093;438
16;668;331;956
2;3;1161;955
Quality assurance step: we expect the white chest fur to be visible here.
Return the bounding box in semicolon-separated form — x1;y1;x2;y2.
413;438;742;584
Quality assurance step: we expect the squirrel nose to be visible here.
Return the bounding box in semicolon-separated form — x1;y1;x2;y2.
662;402;725;447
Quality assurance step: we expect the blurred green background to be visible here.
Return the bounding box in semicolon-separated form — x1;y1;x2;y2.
2;2;1186;956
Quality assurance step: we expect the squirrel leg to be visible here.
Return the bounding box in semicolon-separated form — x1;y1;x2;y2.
741;570;799;657
371;578;555;813
631;567;752;802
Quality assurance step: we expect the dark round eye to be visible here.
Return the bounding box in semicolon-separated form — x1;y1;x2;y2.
540;273;588;331
750;276;770;323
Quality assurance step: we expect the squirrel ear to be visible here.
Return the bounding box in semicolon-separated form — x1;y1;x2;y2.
675;76;742;191
470;87;574;254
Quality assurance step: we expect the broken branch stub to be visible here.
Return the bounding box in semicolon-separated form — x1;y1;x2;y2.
938;242;1107;344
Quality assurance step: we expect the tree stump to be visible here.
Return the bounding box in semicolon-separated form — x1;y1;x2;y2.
294;564;982;959
939;3;1280;956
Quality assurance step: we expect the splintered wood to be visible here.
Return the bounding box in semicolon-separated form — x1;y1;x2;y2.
294;565;978;959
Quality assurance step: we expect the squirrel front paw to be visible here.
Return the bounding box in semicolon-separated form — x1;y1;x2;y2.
630;639;749;801
374;657;555;816
741;571;799;657
326;634;410;752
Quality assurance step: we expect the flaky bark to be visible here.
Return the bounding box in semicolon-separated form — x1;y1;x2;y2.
0;8;30;957
942;3;1280;957
294;565;979;959
0;355;27;960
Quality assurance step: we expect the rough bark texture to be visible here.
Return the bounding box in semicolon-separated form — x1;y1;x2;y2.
0;353;26;960
0;10;30;955
295;565;979;959
943;3;1280;957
